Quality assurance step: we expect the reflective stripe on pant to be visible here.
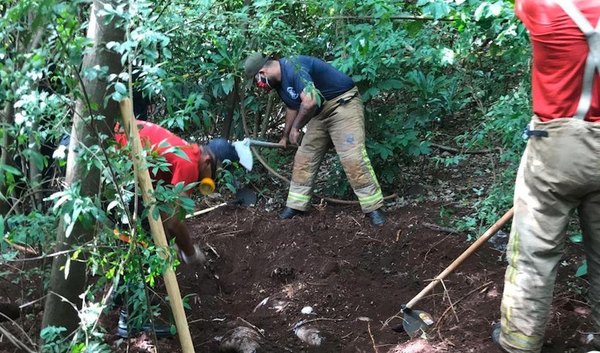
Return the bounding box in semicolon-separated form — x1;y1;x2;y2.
500;116;600;353
286;87;384;213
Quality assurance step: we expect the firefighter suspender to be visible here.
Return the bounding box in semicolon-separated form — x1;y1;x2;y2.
555;0;600;120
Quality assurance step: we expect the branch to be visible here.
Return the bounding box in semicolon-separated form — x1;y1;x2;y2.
422;222;460;234
367;322;379;353
292;318;344;331
236;317;265;337
4;240;38;256
434;281;493;329
315;193;398;205
324;15;455;22
0;324;36;353
430;143;499;155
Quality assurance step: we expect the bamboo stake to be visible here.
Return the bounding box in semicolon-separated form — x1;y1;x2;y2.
119;98;195;353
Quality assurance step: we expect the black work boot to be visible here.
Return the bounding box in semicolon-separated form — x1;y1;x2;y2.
367;209;386;227
279;207;304;220
117;309;174;338
491;322;509;353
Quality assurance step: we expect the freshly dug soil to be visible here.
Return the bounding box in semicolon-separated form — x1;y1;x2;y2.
102;201;592;353
0;202;593;353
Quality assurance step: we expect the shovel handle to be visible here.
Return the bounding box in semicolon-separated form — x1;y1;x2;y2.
405;207;514;309
248;139;293;149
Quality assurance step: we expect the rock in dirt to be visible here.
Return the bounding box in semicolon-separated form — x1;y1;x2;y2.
488;230;509;252
387;338;438;353
219;326;262;353
294;326;323;346
271;266;295;281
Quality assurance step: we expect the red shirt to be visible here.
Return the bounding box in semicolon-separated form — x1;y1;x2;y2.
516;0;600;121
116;120;201;195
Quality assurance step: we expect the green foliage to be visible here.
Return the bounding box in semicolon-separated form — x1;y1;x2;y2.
569;233;583;244
2;211;55;260
568;233;587;278
576;261;588;278
452;82;530;235
40;326;69;353
319;159;352;197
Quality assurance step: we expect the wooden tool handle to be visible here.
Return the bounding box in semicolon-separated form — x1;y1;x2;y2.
248;139;288;148
405;207;514;309
120;98;195;353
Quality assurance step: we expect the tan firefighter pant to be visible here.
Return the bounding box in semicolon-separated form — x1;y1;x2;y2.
286;86;384;213
499;116;600;353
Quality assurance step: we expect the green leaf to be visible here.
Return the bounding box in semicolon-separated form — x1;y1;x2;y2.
378;79;403;90
221;75;235;95
115;82;128;95
112;91;124;102
29;150;47;170
152;206;160;220
362;87;380;101
162;146;191;162
569;233;583;244
575;260;587;277
0;164;22;176
64;256;71;279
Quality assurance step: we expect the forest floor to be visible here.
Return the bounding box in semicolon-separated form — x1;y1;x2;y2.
0;152;596;353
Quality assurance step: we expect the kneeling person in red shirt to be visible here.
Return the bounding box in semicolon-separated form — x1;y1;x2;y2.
116;120;243;264
114;120;245;338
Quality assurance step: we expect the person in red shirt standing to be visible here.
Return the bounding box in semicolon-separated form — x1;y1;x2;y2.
116;120;243;264
493;1;600;352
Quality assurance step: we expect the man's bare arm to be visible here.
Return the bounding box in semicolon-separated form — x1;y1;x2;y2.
292;90;317;131
279;107;298;147
289;90;317;144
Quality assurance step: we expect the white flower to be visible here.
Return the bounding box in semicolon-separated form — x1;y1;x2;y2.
489;3;503;17
441;48;455;66
53;144;67;160
14;112;26;125
79;302;104;329
505;24;517;37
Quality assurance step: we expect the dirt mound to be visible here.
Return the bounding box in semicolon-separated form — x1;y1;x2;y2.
109;202;591;353
0;201;592;353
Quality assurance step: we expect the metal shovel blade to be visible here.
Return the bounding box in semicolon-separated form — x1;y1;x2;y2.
232;138;291;172
233;187;257;206
232;139;254;172
400;307;434;338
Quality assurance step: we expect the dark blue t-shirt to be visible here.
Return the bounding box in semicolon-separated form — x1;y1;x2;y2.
276;56;355;110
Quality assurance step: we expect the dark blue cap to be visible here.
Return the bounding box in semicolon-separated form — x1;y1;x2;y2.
206;138;239;165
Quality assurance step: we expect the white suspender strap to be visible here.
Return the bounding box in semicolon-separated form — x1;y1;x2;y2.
555;0;600;120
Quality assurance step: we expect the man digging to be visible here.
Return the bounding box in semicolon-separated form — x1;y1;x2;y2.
244;52;386;227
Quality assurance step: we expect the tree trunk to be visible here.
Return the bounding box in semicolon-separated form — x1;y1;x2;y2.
222;77;239;139
41;0;124;337
0;102;15;216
